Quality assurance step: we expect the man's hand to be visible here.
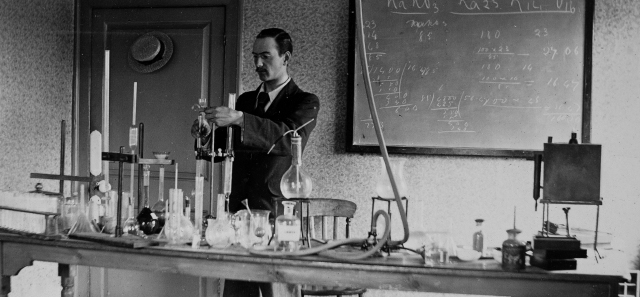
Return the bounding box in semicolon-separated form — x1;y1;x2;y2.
191;117;212;139
203;106;243;127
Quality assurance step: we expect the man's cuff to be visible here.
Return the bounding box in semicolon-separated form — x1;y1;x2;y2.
237;111;244;143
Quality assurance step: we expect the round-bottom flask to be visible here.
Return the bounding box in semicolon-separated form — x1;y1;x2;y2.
205;215;235;248
123;205;139;235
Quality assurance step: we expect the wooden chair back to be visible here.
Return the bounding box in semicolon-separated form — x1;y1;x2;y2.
304;198;357;243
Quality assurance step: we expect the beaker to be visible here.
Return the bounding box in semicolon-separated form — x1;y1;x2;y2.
250;210;271;246
375;157;408;198
424;231;456;265
231;210;251;248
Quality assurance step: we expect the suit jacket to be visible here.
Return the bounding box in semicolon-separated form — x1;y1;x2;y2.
209;79;319;214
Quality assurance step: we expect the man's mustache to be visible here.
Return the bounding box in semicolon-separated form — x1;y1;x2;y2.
256;68;267;73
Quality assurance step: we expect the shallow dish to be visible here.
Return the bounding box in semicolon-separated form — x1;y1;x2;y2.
153;151;170;159
492;248;502;263
456;248;481;262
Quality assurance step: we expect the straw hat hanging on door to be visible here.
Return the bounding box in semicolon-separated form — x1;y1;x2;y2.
127;31;174;73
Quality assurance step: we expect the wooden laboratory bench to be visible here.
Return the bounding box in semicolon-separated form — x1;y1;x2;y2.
0;233;624;297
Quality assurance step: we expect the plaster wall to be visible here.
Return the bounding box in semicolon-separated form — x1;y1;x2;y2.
0;0;74;296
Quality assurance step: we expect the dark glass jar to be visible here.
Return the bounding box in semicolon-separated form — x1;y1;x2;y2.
502;228;526;271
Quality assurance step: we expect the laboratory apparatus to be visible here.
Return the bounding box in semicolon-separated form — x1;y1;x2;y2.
533;135;603;257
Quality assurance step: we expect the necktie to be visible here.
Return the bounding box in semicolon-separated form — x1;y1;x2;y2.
255;92;270;116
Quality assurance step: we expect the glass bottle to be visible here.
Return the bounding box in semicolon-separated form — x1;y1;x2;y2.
472;219;484;254
137;165;158;235
275;201;301;252
569;132;579;144
502;228;526;271
280;134;312;199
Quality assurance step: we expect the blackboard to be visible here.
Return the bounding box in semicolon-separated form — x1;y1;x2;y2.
347;0;594;158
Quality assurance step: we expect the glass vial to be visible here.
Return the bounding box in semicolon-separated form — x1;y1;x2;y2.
502;228;526;271
275;201;301;252
473;219;484;253
280;134;312;199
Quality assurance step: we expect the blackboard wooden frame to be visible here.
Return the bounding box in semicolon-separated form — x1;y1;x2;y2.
346;0;594;158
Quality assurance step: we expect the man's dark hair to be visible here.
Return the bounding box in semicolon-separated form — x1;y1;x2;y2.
256;28;293;56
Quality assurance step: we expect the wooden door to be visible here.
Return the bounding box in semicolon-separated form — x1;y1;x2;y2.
75;1;240;296
77;0;240;214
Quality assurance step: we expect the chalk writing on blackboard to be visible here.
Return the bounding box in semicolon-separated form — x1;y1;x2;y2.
349;0;592;157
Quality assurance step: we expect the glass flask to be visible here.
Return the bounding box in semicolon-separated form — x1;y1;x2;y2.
151;164;166;228
165;189;194;245
137;165;159;235
205;215;235;248
375;157;408;198
473;219;484;253
123;203;139;235
502;228;526;271
280;134;312;199
275;201;301;252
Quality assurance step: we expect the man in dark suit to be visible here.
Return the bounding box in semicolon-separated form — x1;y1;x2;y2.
192;28;319;297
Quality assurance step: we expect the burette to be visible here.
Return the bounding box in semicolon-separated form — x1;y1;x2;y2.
222;94;237;212
129;82;138;210
249;0;409;260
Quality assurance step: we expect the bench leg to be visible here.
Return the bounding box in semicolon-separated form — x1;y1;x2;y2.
0;276;10;297
58;264;76;297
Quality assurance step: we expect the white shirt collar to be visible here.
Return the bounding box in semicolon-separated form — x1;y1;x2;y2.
260;77;291;109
